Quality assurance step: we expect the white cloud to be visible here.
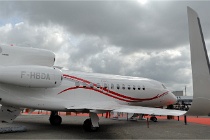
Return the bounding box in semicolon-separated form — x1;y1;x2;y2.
0;1;209;96
0;24;12;33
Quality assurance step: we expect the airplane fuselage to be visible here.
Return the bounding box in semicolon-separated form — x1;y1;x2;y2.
0;70;177;111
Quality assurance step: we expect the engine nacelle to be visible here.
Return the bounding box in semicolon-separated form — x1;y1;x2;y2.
0;66;63;88
0;45;55;67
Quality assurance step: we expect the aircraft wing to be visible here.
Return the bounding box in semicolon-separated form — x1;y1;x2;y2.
66;101;186;116
113;105;186;116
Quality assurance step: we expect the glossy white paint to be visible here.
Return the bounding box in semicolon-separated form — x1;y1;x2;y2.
0;45;55;67
186;7;210;116
0;70;177;110
0;56;185;123
0;66;62;88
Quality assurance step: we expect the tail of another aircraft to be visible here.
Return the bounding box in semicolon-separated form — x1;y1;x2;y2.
186;7;210;115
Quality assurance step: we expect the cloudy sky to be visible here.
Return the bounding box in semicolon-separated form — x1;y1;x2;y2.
0;1;210;96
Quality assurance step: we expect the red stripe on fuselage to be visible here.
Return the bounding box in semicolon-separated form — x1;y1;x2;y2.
58;86;134;102
59;74;169;102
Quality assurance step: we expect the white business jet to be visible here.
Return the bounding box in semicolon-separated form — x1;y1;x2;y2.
0;6;206;132
0;46;183;132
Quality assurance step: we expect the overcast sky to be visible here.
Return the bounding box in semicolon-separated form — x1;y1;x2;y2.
0;1;210;96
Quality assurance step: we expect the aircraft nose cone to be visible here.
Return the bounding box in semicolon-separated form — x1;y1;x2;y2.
173;96;177;104
166;91;177;105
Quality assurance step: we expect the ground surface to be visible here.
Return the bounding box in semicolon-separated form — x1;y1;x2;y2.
1;114;210;139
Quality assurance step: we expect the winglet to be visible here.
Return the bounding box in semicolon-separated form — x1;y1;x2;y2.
186;7;210;115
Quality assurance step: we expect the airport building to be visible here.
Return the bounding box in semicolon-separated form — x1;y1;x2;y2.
172;91;192;111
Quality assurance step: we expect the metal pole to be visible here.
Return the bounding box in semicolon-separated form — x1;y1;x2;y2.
184;115;187;125
147;118;149;128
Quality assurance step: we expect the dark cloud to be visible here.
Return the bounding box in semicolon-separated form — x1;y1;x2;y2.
0;1;210;95
9;1;210;52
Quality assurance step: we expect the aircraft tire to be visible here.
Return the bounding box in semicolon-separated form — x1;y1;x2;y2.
49;115;62;126
150;116;157;122
83;118;99;132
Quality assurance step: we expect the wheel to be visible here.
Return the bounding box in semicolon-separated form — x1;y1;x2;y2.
49;115;62;126
150;116;157;122
83;118;99;132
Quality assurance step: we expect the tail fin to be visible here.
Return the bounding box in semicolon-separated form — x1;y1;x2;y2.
186;7;210;115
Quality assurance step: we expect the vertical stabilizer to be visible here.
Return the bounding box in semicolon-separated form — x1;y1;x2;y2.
187;7;210;115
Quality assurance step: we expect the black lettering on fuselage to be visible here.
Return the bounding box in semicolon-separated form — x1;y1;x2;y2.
21;71;50;80
30;72;36;79
21;71;26;78
41;73;45;79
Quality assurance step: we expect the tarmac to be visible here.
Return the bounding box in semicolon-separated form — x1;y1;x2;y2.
1;114;210;139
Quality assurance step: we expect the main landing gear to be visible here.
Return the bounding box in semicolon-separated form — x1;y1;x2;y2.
49;111;99;131
49;111;62;126
83;112;99;132
150;116;157;122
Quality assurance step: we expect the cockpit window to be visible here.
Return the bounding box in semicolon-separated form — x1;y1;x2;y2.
162;84;167;89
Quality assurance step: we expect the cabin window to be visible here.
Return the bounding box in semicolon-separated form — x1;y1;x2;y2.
75;81;80;87
90;83;94;88
133;85;136;90
104;83;108;89
117;84;120;89
128;85;131;90
97;83;100;88
122;84;125;90
111;83;114;89
138;85;141;90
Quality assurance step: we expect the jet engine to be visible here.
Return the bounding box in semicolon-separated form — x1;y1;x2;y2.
0;45;55;67
0;66;63;88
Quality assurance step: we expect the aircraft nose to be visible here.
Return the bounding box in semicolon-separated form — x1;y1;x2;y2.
170;92;177;104
167;91;177;105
